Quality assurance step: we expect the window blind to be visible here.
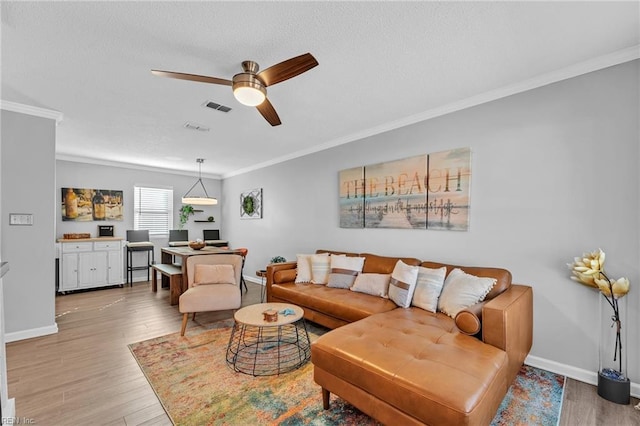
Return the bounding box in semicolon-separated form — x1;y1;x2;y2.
134;186;173;236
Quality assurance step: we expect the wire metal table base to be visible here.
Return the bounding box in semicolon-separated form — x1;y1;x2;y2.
226;319;311;376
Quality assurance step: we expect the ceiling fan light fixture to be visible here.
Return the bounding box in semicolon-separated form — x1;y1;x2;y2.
152;53;317;126
232;73;266;106
182;158;218;206
234;86;266;106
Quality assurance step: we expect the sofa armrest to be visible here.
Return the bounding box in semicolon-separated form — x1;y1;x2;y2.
455;302;484;335
266;261;297;301
482;284;533;385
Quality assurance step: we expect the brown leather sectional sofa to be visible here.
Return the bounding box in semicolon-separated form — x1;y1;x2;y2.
266;250;533;425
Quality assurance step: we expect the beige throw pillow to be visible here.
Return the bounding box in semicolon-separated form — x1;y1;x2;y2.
311;254;332;284
412;266;447;313
327;255;365;289
388;260;420;308
295;254;316;283
350;273;391;297
438;268;496;318
193;264;236;286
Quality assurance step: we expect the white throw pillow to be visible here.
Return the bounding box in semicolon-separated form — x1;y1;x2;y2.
412;266;447;312
438;268;496;318
350;273;391;297
295;254;317;283
327;255;365;288
193;264;235;286
311;254;332;284
388;260;419;308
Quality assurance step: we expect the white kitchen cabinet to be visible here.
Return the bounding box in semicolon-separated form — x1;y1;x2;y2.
78;251;108;288
61;253;80;290
58;238;124;293
107;249;123;284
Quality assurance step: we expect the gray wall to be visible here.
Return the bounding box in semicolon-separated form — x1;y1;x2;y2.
1;110;57;338
56;160;223;280
222;61;640;385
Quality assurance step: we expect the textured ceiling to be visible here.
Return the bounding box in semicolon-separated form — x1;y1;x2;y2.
2;1;639;178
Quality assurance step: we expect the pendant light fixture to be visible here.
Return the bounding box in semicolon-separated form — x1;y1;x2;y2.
182;158;218;205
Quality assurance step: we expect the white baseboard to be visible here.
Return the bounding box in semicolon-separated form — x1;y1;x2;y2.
2;398;15;420
5;323;58;343
525;354;640;398
244;275;263;285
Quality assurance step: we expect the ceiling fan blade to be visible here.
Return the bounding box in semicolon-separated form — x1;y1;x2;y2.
256;98;282;126
256;53;318;87
151;70;232;86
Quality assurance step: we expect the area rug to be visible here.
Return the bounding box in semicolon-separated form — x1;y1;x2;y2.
129;321;565;425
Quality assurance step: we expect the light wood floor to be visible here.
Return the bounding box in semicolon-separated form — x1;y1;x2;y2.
6;282;639;425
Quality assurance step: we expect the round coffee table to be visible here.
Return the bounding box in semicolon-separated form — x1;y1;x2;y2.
226;302;311;376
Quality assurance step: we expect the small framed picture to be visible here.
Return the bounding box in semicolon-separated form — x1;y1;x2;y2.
240;188;262;219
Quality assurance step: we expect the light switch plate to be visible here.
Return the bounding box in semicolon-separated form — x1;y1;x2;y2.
9;213;33;226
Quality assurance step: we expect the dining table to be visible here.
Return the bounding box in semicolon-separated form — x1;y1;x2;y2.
159;246;243;293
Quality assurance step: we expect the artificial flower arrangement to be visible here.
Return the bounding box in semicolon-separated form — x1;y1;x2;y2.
568;249;630;380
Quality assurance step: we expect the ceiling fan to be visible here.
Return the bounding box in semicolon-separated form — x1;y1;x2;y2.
151;53;318;126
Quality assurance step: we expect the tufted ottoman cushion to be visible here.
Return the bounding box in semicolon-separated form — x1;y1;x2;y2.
311;307;509;425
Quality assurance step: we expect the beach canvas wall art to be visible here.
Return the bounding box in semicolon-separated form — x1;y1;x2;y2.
338;147;471;231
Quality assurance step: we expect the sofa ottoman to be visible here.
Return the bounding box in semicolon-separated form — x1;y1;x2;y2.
312;308;509;425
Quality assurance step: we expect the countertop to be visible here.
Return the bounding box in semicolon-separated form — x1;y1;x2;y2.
57;237;124;243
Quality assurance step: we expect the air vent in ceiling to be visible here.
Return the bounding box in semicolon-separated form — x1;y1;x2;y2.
183;121;210;132
202;100;232;113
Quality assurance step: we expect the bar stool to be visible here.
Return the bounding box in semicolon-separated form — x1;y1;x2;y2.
126;230;155;286
168;230;189;247
236;247;249;293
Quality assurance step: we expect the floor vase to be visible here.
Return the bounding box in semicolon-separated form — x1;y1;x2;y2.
597;294;630;404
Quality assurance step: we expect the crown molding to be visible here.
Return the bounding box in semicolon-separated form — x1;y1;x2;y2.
56;154;222;180
223;45;640;179
0;100;64;124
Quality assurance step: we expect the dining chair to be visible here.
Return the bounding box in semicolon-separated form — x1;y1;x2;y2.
235;247;249;293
